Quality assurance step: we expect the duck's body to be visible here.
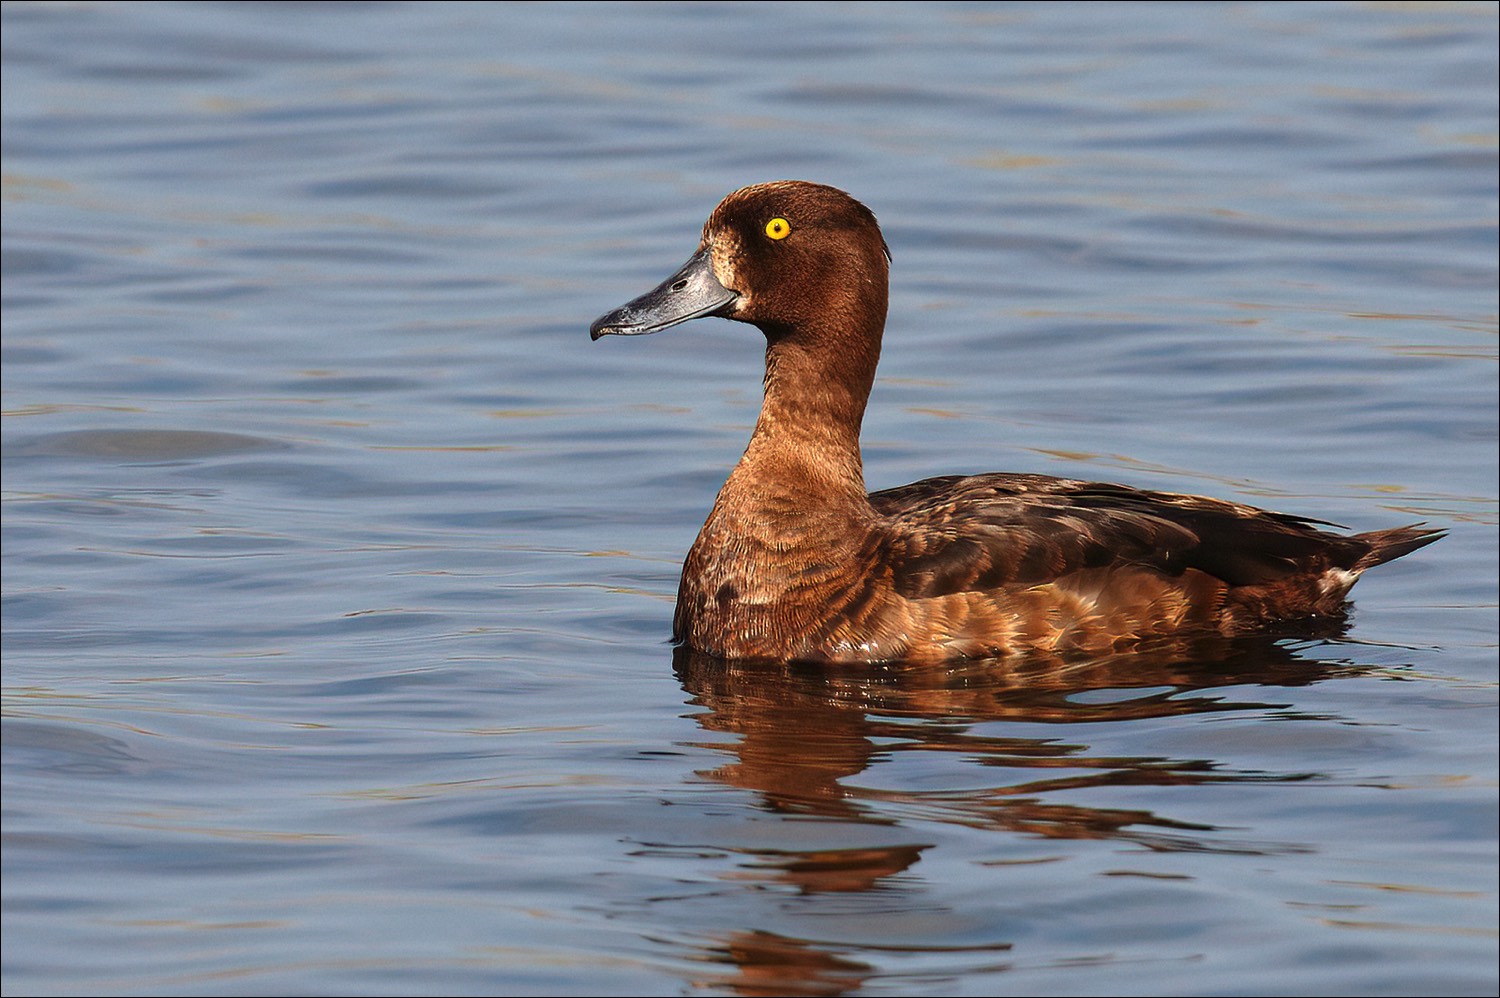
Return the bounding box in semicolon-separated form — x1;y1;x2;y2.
591;181;1440;664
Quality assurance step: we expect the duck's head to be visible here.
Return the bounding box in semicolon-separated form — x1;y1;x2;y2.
589;181;890;342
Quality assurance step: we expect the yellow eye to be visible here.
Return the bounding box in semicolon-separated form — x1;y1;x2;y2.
765;217;791;240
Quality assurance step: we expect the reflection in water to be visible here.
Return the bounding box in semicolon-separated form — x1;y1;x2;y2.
671;635;1372;995
688;929;876;998
687;926;1017;998
726;844;928;894
675;631;1360;837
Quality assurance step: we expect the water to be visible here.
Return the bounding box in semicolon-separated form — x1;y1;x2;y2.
2;2;1495;995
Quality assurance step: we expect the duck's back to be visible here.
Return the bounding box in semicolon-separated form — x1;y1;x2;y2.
861;473;1440;658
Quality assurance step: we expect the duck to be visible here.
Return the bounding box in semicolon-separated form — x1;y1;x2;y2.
590;181;1442;664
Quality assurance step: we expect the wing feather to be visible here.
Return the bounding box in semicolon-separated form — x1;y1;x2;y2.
869;474;1367;600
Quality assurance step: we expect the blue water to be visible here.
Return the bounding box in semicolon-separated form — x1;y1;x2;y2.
3;2;1496;995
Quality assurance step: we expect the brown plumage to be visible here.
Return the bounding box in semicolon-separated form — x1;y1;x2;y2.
590;181;1442;664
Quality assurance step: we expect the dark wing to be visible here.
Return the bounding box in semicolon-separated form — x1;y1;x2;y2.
868;473;1371;599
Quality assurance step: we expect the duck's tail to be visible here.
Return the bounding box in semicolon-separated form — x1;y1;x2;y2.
1352;523;1446;573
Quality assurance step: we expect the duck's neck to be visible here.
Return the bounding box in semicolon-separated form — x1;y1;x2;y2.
726;310;883;511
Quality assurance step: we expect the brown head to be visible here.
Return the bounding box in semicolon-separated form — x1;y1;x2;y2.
590;181;890;346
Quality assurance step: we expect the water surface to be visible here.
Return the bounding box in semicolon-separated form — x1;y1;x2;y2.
3;3;1496;996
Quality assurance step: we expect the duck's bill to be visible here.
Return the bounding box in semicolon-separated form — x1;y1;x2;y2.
589;248;739;340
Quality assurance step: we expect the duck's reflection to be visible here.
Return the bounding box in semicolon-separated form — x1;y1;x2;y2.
675;631;1362;850
688;929;877;998
669;633;1371;994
